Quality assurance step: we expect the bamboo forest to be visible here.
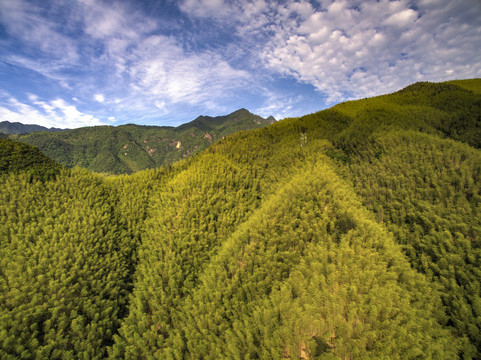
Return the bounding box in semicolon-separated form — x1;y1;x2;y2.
1;79;481;359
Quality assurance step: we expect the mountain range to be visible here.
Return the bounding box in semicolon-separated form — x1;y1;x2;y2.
5;108;275;174
0;121;63;135
0;79;480;359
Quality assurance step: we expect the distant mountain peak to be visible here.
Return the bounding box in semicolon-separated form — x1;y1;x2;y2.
0;121;64;135
231;108;251;115
13;108;274;174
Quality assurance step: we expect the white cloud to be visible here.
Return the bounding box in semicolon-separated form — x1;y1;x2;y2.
258;0;481;102
80;0;156;40
94;94;105;103
255;94;294;120
180;0;231;18
0;96;106;129
181;0;481;104
125;35;251;110
384;8;418;28
0;0;79;69
155;100;166;110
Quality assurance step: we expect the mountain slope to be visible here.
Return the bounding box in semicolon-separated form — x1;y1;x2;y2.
0;121;63;135
111;78;481;359
330;80;481;151
0;138;62;180
112;136;457;358
0;79;480;359
13;109;275;174
346;130;481;356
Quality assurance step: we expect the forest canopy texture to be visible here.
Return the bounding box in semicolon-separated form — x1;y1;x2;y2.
1;79;481;359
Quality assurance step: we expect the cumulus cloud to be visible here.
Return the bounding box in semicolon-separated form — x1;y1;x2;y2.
181;0;481;104
255;92;295;120
0;95;106;129
260;0;481;102
94;94;105;103
384;8;418;28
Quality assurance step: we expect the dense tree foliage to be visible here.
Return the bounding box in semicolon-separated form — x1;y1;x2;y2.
0;169;130;358
346;131;481;357
1;79;480;358
0;139;62;181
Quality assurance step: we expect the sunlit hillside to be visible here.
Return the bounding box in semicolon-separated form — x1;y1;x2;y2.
1;79;480;359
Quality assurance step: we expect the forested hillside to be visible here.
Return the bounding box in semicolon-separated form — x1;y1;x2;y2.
0;121;63;135
11;109;275;174
1;79;480;359
0;139;62;181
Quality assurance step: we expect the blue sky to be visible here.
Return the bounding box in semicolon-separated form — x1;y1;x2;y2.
0;0;480;128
